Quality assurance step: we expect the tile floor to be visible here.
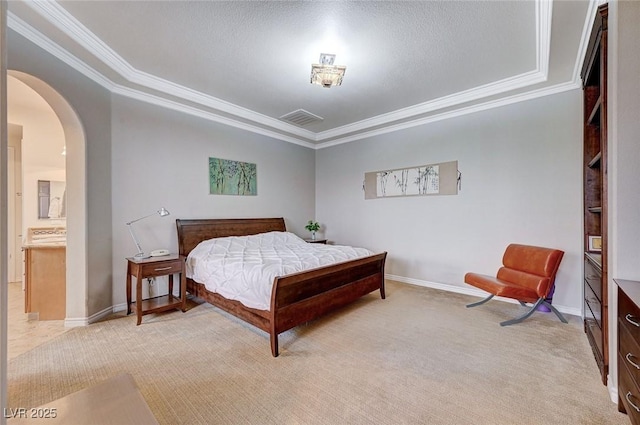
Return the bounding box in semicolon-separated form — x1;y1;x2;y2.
7;281;69;361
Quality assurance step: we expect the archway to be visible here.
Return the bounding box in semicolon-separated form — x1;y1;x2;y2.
8;70;88;323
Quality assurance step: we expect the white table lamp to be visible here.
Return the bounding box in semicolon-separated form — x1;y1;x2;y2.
126;207;170;259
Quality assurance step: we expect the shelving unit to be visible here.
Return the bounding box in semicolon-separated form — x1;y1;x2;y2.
587;152;601;168
581;3;608;385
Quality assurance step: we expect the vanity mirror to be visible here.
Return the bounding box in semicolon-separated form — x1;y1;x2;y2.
38;180;66;219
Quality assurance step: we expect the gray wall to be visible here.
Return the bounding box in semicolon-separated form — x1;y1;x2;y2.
611;1;640;280
607;0;640;398
5;23;591;318
7;27;317;313
316;90;583;312
110;95;316;305
8;29;113;318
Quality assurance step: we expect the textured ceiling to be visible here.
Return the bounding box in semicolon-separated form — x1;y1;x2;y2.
6;0;595;148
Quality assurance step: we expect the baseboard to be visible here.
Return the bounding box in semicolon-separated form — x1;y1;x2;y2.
65;275;581;325
113;303;127;313
385;274;581;317
64;316;88;327
386;274;619;406
64;304;126;327
609;376;618;404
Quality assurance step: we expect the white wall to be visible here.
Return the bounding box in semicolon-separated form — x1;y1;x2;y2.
316;90;583;313
110;95;316;304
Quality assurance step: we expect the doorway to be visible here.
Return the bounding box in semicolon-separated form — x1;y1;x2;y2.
7;124;22;284
7;71;88;325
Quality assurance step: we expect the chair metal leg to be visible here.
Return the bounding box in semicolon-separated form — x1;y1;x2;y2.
466;294;494;308
543;300;568;324
500;298;568;326
468;294;568;326
500;298;545;326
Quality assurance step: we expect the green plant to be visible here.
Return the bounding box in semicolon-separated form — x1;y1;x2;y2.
305;220;320;233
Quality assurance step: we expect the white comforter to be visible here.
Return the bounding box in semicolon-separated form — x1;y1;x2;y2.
186;231;374;310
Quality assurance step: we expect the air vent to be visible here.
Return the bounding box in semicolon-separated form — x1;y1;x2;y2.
279;109;324;127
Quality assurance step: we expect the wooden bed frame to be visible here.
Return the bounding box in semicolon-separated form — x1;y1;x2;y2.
176;217;387;357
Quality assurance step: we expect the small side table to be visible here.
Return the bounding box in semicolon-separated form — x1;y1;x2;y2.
304;238;328;244
126;254;187;325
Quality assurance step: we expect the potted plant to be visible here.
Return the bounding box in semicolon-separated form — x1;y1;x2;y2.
305;220;320;240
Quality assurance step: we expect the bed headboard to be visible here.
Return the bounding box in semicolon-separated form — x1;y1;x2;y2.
176;217;286;257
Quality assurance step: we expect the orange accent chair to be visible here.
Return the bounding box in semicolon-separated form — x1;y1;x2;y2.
464;244;566;326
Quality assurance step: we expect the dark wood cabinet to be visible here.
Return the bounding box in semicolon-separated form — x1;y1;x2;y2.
585;253;605;378
617;279;640;423
581;3;608;385
304;238;328;244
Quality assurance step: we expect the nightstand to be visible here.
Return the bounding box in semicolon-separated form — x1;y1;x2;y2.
304;238;327;244
126;254;187;325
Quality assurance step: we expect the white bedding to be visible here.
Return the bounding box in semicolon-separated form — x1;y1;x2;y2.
186;231;374;310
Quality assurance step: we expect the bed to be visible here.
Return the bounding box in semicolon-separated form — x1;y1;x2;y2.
176;217;387;357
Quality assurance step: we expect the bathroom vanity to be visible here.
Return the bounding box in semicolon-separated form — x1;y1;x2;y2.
23;227;66;320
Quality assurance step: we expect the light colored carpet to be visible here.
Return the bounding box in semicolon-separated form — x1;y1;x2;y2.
8;281;628;424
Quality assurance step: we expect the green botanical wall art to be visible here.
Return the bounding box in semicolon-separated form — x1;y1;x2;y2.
209;157;257;196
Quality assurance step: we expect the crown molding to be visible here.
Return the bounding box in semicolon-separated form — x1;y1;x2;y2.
536;0;552;77
9;0;585;151
7;11;316;149
315;0;553;141
316;80;580;150
111;85;317;149
22;0;317;140
572;0;600;85
7;12;115;91
314;69;546;142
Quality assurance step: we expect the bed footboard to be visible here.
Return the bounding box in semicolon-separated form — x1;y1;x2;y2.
269;252;387;357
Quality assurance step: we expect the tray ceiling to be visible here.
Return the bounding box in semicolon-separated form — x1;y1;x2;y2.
7;0;595;148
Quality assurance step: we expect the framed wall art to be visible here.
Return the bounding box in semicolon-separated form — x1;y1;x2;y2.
363;160;458;200
588;235;602;252
209;157;257;196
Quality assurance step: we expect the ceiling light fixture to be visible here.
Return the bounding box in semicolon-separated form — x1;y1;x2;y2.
310;53;346;88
